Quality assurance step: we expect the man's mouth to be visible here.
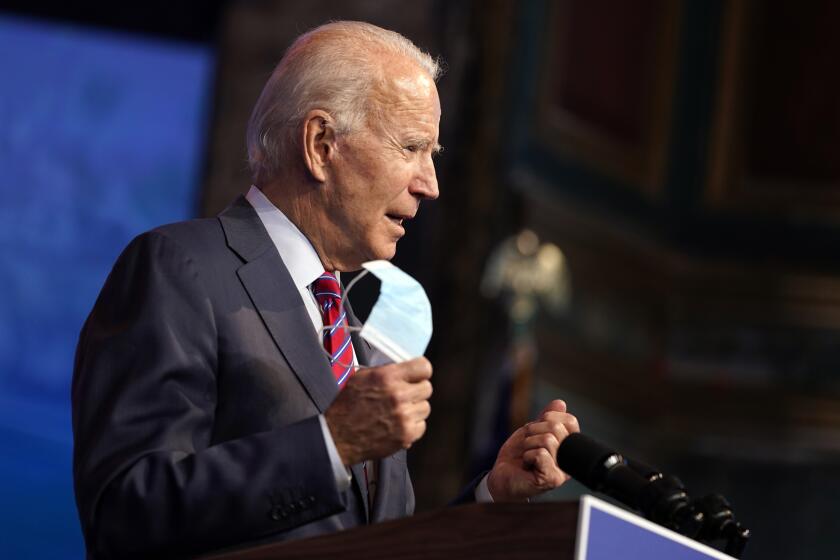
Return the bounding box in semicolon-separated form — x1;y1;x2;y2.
386;213;413;226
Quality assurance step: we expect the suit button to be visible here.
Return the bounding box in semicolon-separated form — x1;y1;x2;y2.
297;499;308;509
289;503;297;512
308;495;316;503
270;507;284;521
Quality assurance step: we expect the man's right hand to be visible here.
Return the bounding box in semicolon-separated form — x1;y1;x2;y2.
324;357;433;466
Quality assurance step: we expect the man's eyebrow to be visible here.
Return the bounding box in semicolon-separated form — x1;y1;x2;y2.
405;138;444;154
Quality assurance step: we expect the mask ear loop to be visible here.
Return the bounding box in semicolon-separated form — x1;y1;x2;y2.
318;269;370;371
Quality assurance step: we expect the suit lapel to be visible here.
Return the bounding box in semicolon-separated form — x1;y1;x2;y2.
220;196;380;521
219;197;338;413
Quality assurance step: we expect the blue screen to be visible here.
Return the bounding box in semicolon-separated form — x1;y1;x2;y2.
0;15;214;558
583;500;725;560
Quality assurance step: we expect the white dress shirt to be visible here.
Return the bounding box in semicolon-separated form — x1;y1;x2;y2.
245;185;494;504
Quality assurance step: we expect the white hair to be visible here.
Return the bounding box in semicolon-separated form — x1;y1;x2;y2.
246;21;441;185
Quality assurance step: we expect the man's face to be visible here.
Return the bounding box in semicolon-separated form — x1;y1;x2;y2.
320;60;441;270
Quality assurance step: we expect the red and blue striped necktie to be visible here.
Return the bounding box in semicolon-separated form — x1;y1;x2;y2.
312;272;355;387
313;271;374;512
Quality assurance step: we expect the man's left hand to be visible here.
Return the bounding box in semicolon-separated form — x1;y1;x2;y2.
486;399;580;502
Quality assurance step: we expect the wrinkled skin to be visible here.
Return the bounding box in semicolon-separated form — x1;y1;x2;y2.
487;399;580;501
325;357;433;465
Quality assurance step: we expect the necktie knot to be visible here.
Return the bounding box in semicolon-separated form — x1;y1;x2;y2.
312;272;342;312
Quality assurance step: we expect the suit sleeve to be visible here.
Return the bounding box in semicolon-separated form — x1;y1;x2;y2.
449;472;488;505
72;231;346;559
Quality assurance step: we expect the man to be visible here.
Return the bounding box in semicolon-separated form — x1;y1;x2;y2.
72;21;579;559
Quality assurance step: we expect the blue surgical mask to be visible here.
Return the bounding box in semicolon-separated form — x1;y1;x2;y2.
342;260;433;363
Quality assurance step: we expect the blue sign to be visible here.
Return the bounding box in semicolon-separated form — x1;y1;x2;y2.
576;495;736;560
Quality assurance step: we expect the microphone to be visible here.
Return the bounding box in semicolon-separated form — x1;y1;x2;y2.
694;494;751;558
556;433;704;537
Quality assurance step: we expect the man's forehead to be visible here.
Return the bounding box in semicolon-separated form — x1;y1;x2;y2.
366;79;439;133
391;71;436;98
370;54;437;100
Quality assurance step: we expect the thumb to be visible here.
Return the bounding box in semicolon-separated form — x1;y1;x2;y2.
539;399;567;417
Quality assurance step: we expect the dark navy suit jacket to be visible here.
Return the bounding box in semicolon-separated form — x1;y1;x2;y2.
72;196;413;559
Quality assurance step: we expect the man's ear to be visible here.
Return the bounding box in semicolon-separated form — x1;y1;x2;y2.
301;109;336;183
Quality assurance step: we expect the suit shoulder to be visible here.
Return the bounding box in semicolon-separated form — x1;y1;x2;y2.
111;218;231;278
115;217;226;261
149;217;224;248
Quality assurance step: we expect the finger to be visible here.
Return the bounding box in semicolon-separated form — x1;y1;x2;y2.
530;413;580;436
523;448;568;487
395;357;433;382
523;447;552;468
356;358;431;387
523;431;562;454
523;448;557;477
408;419;427;444
539;399;567;416
406;379;433;402
394;401;432;426
402;400;431;422
401;418;427;448
526;420;551;436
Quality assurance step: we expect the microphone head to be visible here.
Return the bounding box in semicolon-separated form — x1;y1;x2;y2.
556;432;622;489
626;457;662;481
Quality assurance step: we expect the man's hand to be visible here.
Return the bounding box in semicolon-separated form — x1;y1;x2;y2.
325;357;433;465
486;399;579;502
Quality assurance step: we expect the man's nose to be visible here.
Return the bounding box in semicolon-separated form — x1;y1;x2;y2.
411;158;439;200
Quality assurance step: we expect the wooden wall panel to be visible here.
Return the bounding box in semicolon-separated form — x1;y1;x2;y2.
708;0;840;219
536;0;680;197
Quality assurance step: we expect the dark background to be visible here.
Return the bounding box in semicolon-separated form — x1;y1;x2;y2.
1;1;839;558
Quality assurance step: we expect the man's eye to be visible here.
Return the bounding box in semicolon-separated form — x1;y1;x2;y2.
404;145;419;153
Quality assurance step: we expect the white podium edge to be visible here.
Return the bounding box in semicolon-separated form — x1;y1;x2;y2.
574;494;737;560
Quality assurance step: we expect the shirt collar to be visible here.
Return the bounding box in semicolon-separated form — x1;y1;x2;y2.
245;185;328;290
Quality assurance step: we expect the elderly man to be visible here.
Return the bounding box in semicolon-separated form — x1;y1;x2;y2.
72;21;579;559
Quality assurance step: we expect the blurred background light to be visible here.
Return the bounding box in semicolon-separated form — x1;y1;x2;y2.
0;15;214;558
